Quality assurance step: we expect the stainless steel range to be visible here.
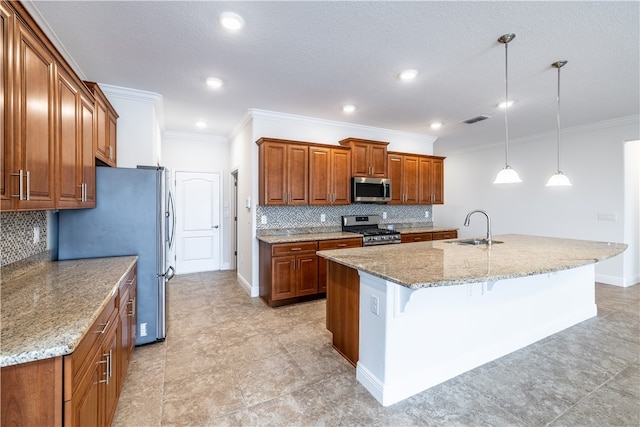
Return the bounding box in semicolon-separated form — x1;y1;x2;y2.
342;215;401;246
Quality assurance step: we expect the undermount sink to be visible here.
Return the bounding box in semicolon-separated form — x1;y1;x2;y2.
446;238;504;246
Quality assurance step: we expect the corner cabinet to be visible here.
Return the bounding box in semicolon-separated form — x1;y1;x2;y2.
85;81;117;167
339;137;388;178
419;156;445;205
309;145;351;205
257;138;308;206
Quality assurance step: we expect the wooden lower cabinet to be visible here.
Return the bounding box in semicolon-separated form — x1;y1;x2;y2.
318;237;362;292
260;240;319;306
433;230;457;240
1;263;136;426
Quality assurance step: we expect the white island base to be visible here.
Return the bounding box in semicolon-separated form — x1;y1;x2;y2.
356;264;597;406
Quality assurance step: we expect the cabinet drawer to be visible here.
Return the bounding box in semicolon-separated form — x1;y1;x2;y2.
318;237;362;250
401;232;433;243
433;230;458;240
118;265;137;308
272;241;318;256
64;291;117;396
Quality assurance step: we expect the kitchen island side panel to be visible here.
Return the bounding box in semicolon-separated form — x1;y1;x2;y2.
356;265;597;406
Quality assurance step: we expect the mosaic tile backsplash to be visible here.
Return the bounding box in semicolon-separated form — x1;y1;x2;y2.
256;204;433;233
1;211;48;266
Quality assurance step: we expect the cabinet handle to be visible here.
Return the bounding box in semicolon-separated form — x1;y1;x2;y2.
290;247;302;251
96;320;110;334
11;170;24;200
337;244;347;247
83;183;87;201
108;349;113;378
128;297;136;317
25;171;30;200
98;356;109;384
109;145;113;160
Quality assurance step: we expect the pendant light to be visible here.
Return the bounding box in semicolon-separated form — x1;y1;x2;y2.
494;33;522;184
546;60;572;187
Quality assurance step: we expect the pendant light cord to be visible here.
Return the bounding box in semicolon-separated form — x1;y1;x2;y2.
504;39;510;166
556;65;561;172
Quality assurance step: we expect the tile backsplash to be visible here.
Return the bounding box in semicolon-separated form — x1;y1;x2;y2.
1;211;48;266
256;204;433;233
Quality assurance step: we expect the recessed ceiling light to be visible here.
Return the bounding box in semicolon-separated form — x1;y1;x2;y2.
206;77;223;89
430;122;442;129
342;104;356;113
399;69;418;81
498;100;514;109
195;121;207;129
219;12;245;31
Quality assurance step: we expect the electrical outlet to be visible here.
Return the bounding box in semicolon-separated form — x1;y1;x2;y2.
261;215;267;224
321;213;326;222
140;322;147;337
382;212;387;219
370;295;379;316
425;211;430;218
33;226;40;244
597;212;617;221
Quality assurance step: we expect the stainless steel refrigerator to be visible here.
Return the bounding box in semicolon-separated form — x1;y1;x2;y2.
58;166;175;345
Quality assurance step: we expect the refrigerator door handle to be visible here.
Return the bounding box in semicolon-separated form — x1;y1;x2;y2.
166;190;176;250
161;265;175;281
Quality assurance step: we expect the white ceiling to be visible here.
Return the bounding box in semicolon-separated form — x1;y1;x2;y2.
27;1;639;154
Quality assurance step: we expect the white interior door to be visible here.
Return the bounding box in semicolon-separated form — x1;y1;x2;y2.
175;171;220;274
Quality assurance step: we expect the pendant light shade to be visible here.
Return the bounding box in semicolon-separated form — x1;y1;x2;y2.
546;60;572;187
494;33;521;184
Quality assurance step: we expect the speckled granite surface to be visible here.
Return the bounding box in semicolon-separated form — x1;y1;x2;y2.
256;226;458;244
317;234;627;289
1;256;138;367
257;231;363;244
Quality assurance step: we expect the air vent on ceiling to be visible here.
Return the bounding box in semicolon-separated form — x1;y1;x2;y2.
462;115;491;124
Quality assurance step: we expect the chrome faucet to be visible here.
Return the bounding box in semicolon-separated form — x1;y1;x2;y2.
464;209;493;245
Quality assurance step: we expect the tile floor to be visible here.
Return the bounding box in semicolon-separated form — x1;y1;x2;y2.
112;271;639;426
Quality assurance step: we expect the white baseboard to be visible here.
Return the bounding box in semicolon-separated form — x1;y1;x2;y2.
596;273;639;287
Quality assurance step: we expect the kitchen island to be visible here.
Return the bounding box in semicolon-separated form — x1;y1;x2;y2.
317;234;627;406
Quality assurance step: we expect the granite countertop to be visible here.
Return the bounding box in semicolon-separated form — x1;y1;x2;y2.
256;225;458;244
316;234;627;289
1;256;138;367
396;226;458;234
257;231;363;244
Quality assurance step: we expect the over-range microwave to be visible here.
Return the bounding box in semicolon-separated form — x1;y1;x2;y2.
352;177;391;203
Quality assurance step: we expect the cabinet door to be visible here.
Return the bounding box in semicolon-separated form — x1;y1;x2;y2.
272;255;297;300
309;146;330;205
387;154;403;204
350;142;370;177
296;254;318;296
369;144;388;178
107;109;117;165
13;18;56;210
0;2;13;211
55;66;81;208
260;142;287;205
66;351;101;427
331;148;351;205
286;144;308;205
101;320;119;427
403;155;420;204
431;158;444;204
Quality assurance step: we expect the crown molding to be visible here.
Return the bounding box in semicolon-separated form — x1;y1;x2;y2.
100;84;165;133
245;109;438;145
164;131;228;144
437;114;640;157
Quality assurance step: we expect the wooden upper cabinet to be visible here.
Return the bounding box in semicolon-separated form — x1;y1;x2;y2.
418;156;445;205
12;17;56;210
339;137;388;178
388;153;419;205
85;81;117;167
309;145;351;205
0;1;13;211
55;67;95;209
257;138;308;206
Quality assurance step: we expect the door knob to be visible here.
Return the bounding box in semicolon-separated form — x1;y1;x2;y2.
213;225;219;228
